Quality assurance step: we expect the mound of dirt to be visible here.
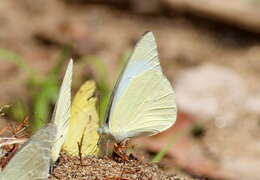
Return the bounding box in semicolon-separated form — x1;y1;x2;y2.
50;151;196;180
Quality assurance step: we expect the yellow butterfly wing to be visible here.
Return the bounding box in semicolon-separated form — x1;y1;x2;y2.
63;80;100;156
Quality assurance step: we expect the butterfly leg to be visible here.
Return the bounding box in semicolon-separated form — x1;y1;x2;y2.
113;139;129;161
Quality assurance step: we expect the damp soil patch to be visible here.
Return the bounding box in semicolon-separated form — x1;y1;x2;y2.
49;151;196;180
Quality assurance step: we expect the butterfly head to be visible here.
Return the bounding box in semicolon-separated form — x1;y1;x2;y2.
98;124;127;143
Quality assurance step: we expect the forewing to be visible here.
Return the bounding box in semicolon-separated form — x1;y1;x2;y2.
0;124;57;180
106;32;161;125
51;59;73;163
63;80;100;156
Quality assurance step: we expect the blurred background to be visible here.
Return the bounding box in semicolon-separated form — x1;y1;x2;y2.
1;0;260;179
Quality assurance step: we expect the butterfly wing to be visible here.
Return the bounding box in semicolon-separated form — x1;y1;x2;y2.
0;124;57;180
51;59;73;163
106;32;161;122
63;80;100;156
106;32;177;142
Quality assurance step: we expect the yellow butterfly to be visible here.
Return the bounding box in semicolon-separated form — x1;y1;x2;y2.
63;80;100;156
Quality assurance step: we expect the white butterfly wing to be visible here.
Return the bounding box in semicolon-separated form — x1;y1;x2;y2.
0;124;57;180
108;32;161;116
106;32;177;142
51;59;73;163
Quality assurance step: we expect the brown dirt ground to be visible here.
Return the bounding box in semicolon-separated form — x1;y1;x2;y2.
49;151;196;180
1;0;260;180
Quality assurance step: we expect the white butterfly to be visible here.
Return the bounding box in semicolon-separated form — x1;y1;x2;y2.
51;59;73;163
99;32;177;143
0;60;72;179
0;124;57;180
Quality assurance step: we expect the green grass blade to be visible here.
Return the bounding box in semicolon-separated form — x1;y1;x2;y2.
151;129;187;163
31;46;71;132
151;136;178;163
0;48;36;76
